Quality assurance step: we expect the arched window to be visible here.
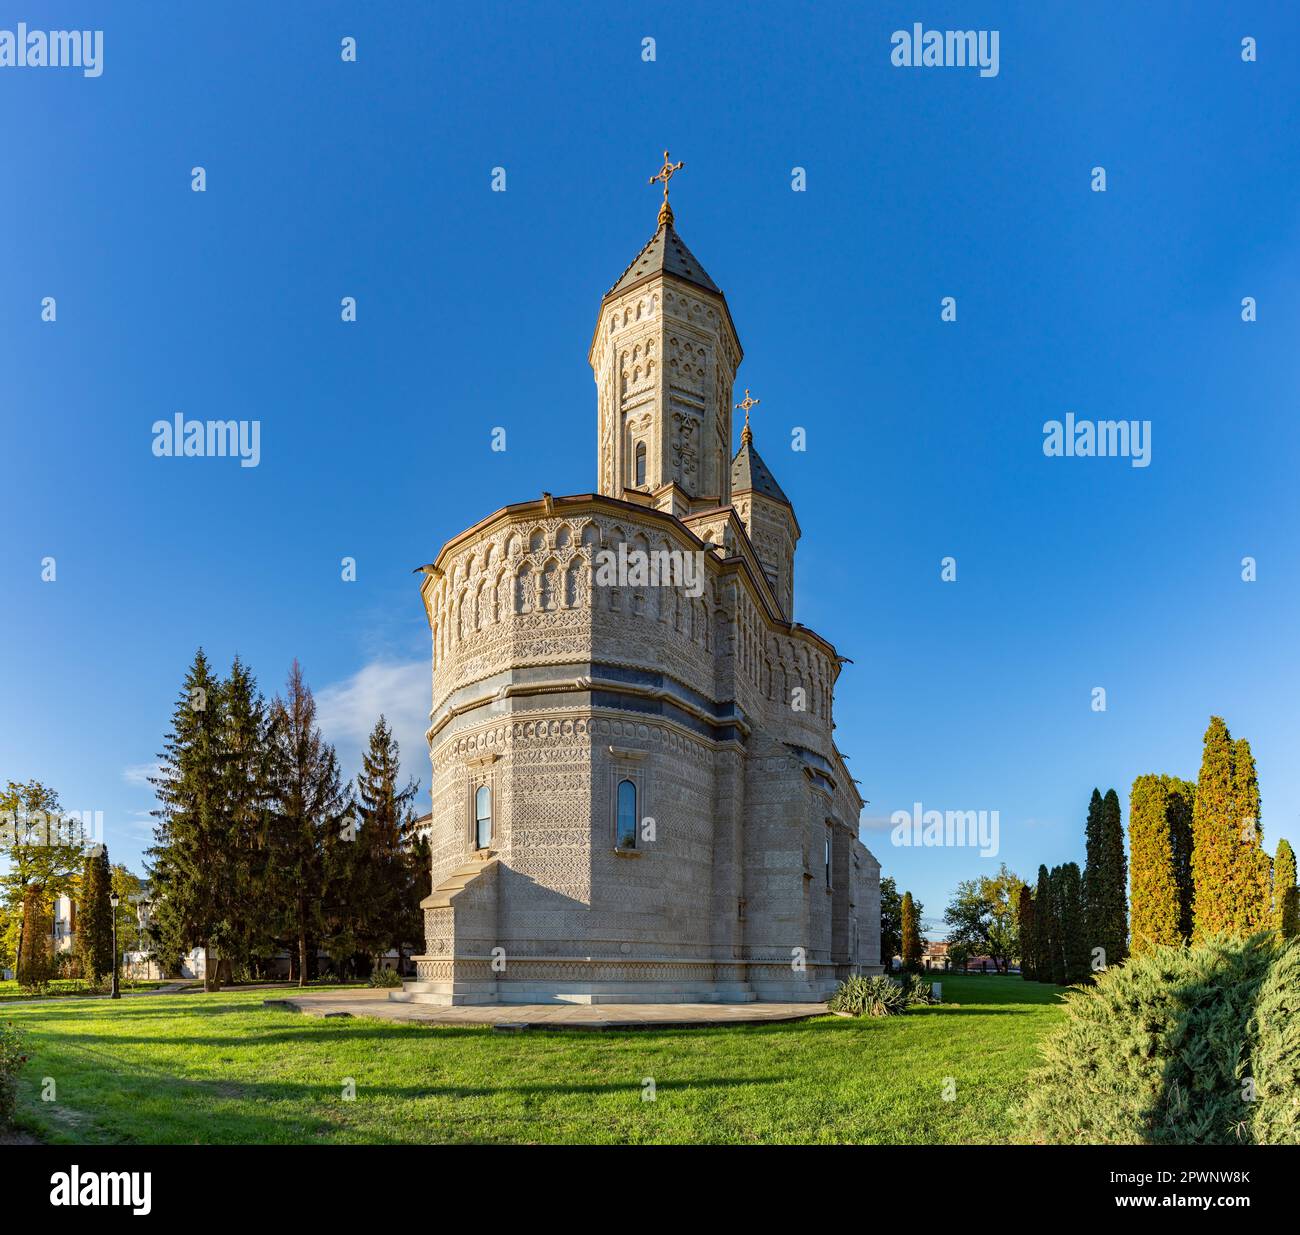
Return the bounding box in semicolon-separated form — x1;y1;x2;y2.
825;831;833;889
474;785;492;850
634;441;647;487
616;779;637;849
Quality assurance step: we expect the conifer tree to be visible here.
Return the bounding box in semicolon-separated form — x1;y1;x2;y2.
354;716;420;968
1274;839;1298;939
148;650;228;991
1129;775;1182;954
1168;776;1196;942
1045;866;1067;984
1100;789;1128;963
1083;787;1106;949
1233;738;1272;933
1056;862;1089;983
76;844;115;984
1017;883;1037;980
1192;719;1272;940
900;891;921;972
267;661;351;987
219;657;274;978
1034;864;1057;983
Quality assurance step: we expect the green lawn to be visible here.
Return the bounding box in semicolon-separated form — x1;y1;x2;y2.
3;975;1067;1145
0;979;165;1003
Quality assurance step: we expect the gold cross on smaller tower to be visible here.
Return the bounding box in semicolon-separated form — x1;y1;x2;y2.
648;150;685;227
735;389;760;445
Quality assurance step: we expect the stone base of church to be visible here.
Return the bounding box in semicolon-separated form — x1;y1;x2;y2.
391;956;883;1006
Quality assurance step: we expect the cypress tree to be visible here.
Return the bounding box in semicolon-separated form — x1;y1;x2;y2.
1274;839;1298;939
1047;866;1068;984
1129;775;1179;954
1100;789;1128;964
1034;864;1057;983
1056;862;1089;983
1233;738;1272;933
1192;716;1239;941
76;845;114;984
1083;788;1106;952
1017;883;1037;980
900;891;921;972
1168;777;1196;942
1192;719;1272;940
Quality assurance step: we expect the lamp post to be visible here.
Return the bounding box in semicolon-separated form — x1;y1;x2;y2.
108;890;121;999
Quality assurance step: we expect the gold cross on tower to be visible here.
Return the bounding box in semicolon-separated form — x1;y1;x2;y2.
735;389;760;445
648;150;685;227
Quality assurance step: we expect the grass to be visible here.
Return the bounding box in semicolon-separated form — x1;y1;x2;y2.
3;974;1067;1145
0;979;165;1003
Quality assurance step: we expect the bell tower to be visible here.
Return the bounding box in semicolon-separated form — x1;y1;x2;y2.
589;153;743;515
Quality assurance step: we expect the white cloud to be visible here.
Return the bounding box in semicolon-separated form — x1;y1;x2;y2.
315;659;430;792
122;762;162;787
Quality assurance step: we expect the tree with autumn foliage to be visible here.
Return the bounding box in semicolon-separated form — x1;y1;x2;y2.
1191;718;1271;940
1274;839;1298;939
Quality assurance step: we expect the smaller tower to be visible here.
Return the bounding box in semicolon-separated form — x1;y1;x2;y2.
590;152;743;514
730;390;799;619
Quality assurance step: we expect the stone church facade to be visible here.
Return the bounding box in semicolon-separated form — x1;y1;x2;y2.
395;182;881;1006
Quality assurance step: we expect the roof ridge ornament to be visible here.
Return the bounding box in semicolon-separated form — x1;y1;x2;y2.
648;149;684;228
735;388;760;446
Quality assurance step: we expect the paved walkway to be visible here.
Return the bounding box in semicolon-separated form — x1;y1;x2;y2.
265;987;828;1029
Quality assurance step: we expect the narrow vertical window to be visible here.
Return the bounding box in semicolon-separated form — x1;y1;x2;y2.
617;779;638;849
475;784;492;850
634;441;647;487
825;831;832;889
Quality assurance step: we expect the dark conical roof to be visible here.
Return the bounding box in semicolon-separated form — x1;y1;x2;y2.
606;222;721;299
731;438;791;506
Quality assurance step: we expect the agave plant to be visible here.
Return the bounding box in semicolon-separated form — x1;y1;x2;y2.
828;974;909;1017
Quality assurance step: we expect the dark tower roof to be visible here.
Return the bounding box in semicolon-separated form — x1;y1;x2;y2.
731;438;791;506
605;222;721;300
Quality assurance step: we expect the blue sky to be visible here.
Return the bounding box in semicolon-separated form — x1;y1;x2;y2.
3;2;1298;933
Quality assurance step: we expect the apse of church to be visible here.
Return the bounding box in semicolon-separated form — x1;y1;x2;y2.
397;156;881;1006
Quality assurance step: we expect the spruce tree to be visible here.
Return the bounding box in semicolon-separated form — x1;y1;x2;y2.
900;891;921;972
219;656;274;978
267;661;351;987
148;650;228;991
76;845;115;984
354;716;420;969
1274;839;1298;939
1017;883;1037;980
1034;864;1057;983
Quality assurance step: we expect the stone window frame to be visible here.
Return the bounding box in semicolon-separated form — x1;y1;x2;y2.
608;746;647;855
466;753;499;853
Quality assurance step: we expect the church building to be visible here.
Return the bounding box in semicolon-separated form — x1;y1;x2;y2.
395;157;882;1005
